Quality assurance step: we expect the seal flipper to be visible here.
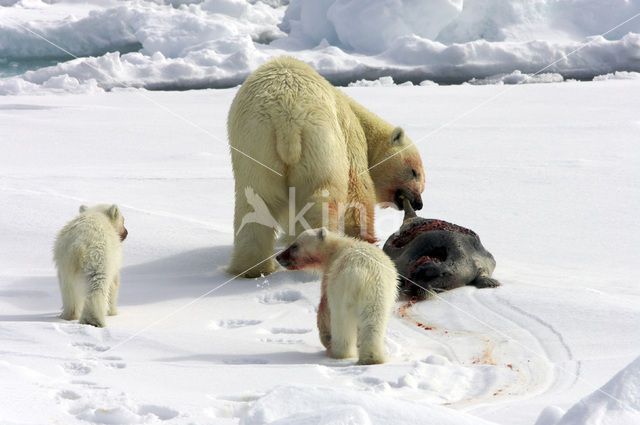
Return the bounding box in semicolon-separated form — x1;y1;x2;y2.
402;197;417;222
470;272;500;288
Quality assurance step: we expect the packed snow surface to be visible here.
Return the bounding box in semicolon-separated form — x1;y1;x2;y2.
1;79;639;424
552;356;640;425
1;0;640;93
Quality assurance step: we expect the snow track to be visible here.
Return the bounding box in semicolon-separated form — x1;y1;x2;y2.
51;324;181;424
393;291;555;406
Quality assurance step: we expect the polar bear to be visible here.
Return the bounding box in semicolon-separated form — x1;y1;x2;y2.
276;228;398;365
53;204;128;327
227;56;425;278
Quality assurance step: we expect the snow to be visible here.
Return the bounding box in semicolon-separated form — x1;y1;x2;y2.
1;0;640;92
1;79;639;425
277;0;464;53
551;356;640;425
468;70;565;85
2;1;640;423
593;71;640;81
348;76;398;87
240;385;499;425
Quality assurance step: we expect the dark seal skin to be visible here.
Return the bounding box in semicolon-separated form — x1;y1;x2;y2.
383;198;499;300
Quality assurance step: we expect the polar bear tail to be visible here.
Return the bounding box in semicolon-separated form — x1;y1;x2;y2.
274;122;302;165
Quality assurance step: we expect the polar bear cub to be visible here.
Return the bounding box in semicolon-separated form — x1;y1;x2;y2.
276;228;398;364
54;204;128;327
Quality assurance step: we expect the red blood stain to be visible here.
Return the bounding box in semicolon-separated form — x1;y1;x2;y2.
398;300;434;330
328;200;339;215
408;256;428;277
288;254;323;270
397;301;414;319
390;220;479;249
471;337;496;365
417;323;434;330
407;249;447;278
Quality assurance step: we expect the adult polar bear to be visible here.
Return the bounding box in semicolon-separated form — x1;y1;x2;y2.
228;57;425;278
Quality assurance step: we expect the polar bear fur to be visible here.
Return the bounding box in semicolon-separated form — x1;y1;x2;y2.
276;228;398;365
227;56;425;278
54;204;128;327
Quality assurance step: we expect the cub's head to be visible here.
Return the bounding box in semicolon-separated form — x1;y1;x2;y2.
79;204;128;242
276;228;328;271
371;127;425;211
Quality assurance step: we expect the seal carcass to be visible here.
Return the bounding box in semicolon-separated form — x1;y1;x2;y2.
383;199;499;300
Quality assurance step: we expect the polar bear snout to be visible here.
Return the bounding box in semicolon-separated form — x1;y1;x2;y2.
394;189;422;211
412;196;423;211
120;227;128;241
276;249;293;269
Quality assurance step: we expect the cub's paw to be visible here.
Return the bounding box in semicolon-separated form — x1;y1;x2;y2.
329;347;357;360
356;354;386;365
60;310;79;321
79;314;105;328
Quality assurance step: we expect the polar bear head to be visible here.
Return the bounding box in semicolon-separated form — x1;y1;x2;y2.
276;228;330;271
370;127;425;211
79;204;128;241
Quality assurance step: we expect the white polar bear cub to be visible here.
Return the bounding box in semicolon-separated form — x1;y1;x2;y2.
54;204;128;327
276;228;398;364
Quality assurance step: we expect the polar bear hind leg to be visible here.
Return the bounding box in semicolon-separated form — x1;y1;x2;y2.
327;283;358;359
282;125;349;240
79;269;109;327
228;178;287;278
328;310;358;359
357;306;389;365
59;270;84;321
317;293;331;349
108;273;120;316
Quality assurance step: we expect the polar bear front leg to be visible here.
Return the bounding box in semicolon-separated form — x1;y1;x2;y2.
59;271;82;320
341;199;375;242
342;173;376;242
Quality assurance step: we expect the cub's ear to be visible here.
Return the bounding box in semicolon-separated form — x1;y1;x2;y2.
108;204;120;219
79;205;88;213
317;227;327;241
390;127;405;146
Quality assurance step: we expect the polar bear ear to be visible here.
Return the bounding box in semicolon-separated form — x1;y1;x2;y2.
317;227;327;241
108;204;120;219
390;127;405;146
79;205;88;213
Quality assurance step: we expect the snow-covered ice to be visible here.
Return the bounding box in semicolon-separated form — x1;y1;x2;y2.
2;0;640;93
550;356;640;425
2;1;640;424
1;78;639;424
